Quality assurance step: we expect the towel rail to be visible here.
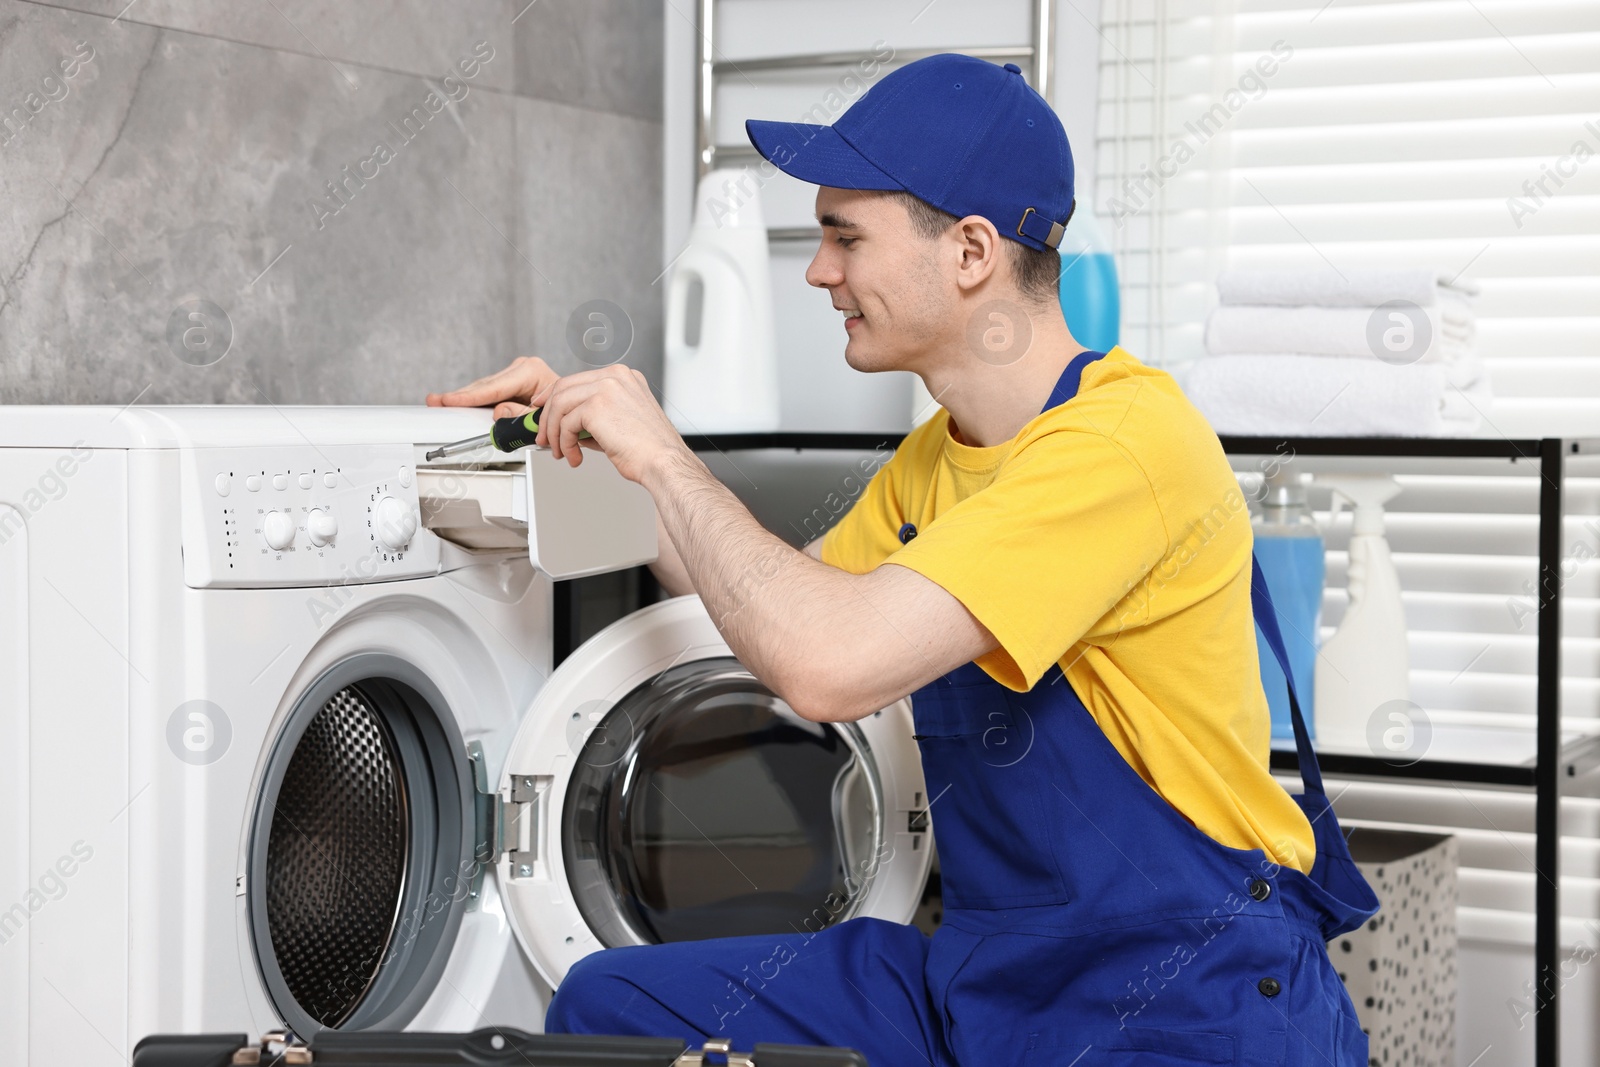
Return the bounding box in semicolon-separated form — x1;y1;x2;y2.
693;0;1058;222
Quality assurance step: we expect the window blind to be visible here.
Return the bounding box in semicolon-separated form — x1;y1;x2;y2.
1096;0;1600;438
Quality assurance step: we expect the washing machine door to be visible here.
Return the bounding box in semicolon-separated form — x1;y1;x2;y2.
496;595;932;988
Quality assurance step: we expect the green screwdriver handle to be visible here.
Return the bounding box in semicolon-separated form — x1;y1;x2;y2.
489;408;591;453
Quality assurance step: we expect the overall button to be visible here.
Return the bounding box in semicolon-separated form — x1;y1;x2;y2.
272;474;288;491
1249;878;1272;902
245;475;263;492
1258;977;1282;997
298;473;313;490
213;473;231;497
323;471;339;489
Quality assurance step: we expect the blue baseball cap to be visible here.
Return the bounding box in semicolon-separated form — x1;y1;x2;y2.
745;53;1074;250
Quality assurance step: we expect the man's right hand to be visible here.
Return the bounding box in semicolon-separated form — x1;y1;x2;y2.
425;356;562;419
429;355;705;597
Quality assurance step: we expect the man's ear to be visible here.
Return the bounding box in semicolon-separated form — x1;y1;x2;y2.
952;215;1002;293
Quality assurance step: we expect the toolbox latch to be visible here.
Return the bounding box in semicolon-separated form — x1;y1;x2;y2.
231;1031;311;1065
675;1037;756;1067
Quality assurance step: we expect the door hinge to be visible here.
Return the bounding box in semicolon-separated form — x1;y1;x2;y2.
503;772;542;879
470;741;543;888
468;741;496;910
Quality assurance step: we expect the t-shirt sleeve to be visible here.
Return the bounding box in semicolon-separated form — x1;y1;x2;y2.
887;430;1168;691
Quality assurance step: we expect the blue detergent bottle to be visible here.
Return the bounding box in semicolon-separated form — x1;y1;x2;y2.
1253;469;1324;741
1057;207;1120;352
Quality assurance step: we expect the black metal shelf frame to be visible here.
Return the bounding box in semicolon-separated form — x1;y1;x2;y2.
684;430;1600;1067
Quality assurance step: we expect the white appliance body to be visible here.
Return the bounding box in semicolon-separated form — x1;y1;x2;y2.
0;407;572;1065
0;406;929;1065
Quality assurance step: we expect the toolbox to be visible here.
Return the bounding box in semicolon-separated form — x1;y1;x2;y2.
130;1028;868;1067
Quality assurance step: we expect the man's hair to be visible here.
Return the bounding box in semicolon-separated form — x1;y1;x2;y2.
885;191;1061;304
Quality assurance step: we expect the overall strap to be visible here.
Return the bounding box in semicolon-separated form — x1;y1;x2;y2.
1040;349;1108;413
1250;555;1325;796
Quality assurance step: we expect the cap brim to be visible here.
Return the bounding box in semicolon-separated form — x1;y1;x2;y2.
745;119;904;192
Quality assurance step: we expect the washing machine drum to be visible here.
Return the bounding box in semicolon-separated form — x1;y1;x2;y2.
562;655;880;947
247;654;474;1037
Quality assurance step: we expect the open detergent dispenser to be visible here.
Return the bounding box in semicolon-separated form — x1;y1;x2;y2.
415;431;658;580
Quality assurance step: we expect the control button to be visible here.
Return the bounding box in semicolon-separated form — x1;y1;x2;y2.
373;496;418;552
246;475;263;492
298;473;313;490
398;466;413;488
1248;879;1272;902
307;508;338;547
214;473;231;497
323;472;339;489
272;474;288;491
262;510;296;552
1257;977;1282;998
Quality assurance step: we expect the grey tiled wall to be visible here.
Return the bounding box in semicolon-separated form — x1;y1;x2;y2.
0;0;664;405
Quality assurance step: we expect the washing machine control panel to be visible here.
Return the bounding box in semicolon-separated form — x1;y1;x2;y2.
180;443;440;588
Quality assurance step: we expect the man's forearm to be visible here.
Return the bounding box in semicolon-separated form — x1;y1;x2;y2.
648;508;695;597
644;448;849;714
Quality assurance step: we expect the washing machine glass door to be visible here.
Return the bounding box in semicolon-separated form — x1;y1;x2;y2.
497;595;931;988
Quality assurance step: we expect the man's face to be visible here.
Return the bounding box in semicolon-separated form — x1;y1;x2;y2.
805;187;954;373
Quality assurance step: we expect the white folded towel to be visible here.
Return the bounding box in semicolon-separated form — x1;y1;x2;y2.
1183;354;1489;438
1216;267;1479;308
1204;303;1475;363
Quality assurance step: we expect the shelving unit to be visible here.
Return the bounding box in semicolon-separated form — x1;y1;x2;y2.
1226;435;1600;1067
682;430;1600;1067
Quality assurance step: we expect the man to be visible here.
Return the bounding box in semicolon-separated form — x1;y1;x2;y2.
428;53;1376;1067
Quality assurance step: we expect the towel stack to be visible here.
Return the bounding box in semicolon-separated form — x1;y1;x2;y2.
1184;268;1491;437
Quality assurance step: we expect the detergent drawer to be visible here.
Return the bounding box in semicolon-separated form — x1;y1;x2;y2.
417;451;656;580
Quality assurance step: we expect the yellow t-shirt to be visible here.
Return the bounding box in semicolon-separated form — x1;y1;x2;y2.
821;345;1315;874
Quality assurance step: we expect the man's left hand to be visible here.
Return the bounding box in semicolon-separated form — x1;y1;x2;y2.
532;364;690;485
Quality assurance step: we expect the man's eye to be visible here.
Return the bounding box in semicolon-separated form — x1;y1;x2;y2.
836;235;857;247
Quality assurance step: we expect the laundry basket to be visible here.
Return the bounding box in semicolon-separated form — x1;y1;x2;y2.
1331;829;1459;1067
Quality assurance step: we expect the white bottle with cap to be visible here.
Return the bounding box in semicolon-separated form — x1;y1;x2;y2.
1313;474;1409;748
664;168;781;433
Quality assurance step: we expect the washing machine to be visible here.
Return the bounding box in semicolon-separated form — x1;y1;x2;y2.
0;406;931;1065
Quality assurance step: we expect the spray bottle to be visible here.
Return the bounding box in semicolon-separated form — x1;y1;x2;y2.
1314;474;1408;748
1252;469;1323;741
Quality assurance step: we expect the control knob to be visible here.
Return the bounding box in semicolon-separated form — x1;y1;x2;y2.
262;510;296;552
307;508;338;547
373;496;418;551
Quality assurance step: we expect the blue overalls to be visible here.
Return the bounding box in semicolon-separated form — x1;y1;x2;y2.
548;351;1380;1065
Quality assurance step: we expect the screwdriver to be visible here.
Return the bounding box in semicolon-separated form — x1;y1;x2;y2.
424;407;591;461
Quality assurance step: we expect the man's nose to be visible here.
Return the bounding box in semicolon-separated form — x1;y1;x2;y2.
805;241;842;289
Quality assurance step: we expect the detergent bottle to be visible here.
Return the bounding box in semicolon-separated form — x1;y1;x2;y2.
1056;206;1120;352
1251;469;1323;741
1314;474;1409;749
664;168;781;432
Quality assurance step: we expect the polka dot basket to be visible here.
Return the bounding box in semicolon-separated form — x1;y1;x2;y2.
1334;829;1459;1067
